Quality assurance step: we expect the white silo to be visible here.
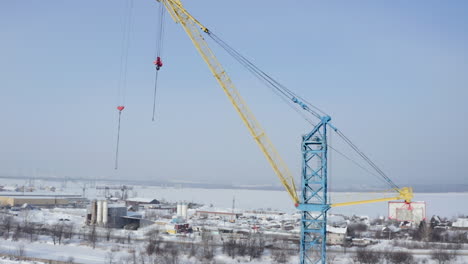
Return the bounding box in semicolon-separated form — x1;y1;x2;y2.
176;203;182;216
181;203;188;219
96;200;103;224
102;200;108;225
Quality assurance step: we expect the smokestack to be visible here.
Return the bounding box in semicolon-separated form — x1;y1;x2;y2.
97;200;103;224
102;200;108;225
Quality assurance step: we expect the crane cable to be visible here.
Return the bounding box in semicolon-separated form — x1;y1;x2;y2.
205;30;401;191
152;3;166;121
207;31;325;121
115;0;135;170
334;130;400;190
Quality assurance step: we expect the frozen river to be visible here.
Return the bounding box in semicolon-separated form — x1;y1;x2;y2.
1;178;467;218
134;186;468;218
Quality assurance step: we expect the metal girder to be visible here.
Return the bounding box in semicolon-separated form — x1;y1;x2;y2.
297;116;330;264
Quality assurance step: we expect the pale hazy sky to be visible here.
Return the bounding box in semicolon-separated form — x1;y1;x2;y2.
1;0;467;189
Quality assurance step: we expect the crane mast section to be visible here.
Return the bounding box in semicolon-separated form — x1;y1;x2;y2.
162;0;299;204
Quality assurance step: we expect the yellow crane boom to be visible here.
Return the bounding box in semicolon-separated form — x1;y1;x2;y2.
160;0;300;204
330;187;413;208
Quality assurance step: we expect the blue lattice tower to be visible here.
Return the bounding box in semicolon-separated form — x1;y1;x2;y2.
297;116;331;264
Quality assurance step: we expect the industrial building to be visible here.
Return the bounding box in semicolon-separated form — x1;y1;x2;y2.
0;194;85;207
125;197;160;207
87;200;154;229
88;200;126;228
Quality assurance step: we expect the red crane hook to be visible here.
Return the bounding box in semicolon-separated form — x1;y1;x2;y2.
154;57;163;70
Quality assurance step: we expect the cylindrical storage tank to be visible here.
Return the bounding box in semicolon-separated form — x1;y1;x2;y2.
102;200;108;225
182;203;188;219
91;200;97;224
96;200;103;224
176;203;182;216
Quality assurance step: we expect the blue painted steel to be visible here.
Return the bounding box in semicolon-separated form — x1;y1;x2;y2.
299;116;331;264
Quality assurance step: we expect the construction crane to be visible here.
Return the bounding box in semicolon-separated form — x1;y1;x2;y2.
157;1;413;263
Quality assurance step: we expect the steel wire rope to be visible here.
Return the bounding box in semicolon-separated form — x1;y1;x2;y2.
334;130;400;190
205;30;400;192
118;0;135;105
152;3;166;121
115;110;123;169
206;32;323;120
115;0;135;170
207;33;317;126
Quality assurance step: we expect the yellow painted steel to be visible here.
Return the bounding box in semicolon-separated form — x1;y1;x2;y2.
331;187;413;208
160;0;299;204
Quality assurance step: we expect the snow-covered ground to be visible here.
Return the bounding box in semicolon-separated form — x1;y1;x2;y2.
1;178;467;263
0;257;47;264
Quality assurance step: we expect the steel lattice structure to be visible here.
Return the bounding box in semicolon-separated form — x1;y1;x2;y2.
298;116;331;264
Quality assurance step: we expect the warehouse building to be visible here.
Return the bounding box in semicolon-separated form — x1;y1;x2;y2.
125;197;160;207
0;195;70;207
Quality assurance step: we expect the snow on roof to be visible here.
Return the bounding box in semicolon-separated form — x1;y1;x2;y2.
453;218;468;228
108;203;126;208
327;226;347;234
1;186;18;191
126;197;158;203
385;225;401;232
0;193;81;198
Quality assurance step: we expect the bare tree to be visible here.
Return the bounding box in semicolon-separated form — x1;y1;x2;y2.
66;256;75;264
247;233;265;260
236;238;248;257
165;242;180;264
2;216;13;239
138;250;147;264
128;247;137;264
16;243;26;257
348;223;368;238
386;250;414;264
126;231;132;244
105;225;113;241
188;240;199;259
415;221;432;242
200;230;215;261
431;249;457;264
105;251;115;264
272;249;289;264
327;251;338;263
145;229;162;255
223;236;237;259
88;224;98;249
355;247;382;264
51;222;65;245
23;222;37;242
63;223;74;241
12;223;21;241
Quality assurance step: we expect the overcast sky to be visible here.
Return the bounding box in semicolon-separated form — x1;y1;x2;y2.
1;0;467;189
